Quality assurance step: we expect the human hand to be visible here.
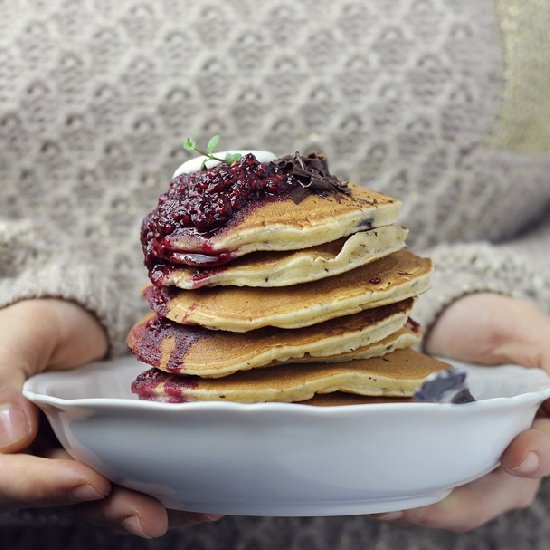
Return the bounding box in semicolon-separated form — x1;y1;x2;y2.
374;293;550;532
0;299;219;537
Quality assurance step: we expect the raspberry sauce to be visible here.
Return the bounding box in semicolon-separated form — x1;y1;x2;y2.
141;152;348;275
129;314;212;373
131;368;199;402
142;285;178;317
407;317;421;334
141;153;297;271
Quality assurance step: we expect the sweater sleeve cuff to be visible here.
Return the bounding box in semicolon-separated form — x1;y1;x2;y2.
412;243;548;344
0;263;129;357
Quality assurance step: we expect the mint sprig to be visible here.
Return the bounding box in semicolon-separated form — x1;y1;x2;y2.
183;135;242;168
225;152;242;165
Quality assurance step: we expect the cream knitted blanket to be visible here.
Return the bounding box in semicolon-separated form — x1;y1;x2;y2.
0;0;549;548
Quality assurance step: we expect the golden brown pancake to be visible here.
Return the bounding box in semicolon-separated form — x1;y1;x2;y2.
293;323;419;364
158;184;401;261
143;250;433;332
159;225;408;288
127;299;417;378
295;393;413;406
131;349;450;403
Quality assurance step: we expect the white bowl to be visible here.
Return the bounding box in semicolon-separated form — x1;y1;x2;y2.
23;356;550;516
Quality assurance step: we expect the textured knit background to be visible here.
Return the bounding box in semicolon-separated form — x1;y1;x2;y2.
0;0;549;548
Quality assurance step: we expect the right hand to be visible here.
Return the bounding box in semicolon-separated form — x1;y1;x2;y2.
374;294;550;532
0;298;220;537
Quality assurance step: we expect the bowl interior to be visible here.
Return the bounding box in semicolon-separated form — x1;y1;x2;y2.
24;354;550;406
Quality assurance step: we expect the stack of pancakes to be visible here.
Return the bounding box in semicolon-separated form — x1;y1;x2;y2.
129;152;449;405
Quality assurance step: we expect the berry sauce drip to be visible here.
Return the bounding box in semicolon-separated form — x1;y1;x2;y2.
141;151;347;276
131;368;199;402
129;314;211;373
407;317;421;334
141;153;297;271
142;285;181;317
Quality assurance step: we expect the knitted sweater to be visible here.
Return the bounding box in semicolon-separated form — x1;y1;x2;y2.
0;0;549;548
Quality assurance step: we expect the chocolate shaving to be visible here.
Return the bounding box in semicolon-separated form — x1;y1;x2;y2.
273;151;350;203
288;187;310;204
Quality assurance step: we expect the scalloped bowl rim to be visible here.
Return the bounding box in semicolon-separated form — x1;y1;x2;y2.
23;357;550;411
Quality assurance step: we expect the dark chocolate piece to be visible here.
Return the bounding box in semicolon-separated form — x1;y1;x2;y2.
414;367;475;404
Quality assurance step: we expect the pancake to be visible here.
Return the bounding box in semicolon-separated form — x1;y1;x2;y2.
155;225;408;288
131;349;451;403
127;299;416;378
150;184;401;266
143;249;433;332
295;393;413;406
293;323;419;364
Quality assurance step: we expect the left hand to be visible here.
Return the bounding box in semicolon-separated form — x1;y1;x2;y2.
0;299;219;537
373;293;550;532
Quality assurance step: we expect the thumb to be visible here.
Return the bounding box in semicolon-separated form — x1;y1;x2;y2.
502;416;550;479
0;302;52;452
0;398;36;454
0;299;107;452
0;360;38;454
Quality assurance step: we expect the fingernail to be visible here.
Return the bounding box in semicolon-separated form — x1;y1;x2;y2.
122;515;150;538
377;511;404;521
0;404;31;449
512;451;540;475
71;483;105;502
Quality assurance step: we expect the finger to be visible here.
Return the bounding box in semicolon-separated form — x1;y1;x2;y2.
0;300;107;452
29;411;61;455
0;396;36;452
377;468;539;533
0;309;38;450
423;294;506;362
0;302;56;451
40;299;108;370
41;447;73;460
0;299;108;376
72;487;169;539
0;453;110;511
168;509;223;529
502;417;550;478
425;294;550;368
40;449;221;533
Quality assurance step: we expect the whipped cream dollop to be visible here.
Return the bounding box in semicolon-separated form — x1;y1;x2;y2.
173;150;277;178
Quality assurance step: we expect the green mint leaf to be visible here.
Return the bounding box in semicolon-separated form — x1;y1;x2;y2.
200;158;208;170
225;152;242;166
184;138;196;151
207;134;220;154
